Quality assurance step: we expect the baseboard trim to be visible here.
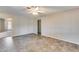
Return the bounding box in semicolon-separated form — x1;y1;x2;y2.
41;34;79;45
12;33;36;37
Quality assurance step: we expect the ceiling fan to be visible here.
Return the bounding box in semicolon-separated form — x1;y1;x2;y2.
26;6;45;15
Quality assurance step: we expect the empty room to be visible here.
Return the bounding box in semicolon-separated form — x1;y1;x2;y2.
0;6;79;52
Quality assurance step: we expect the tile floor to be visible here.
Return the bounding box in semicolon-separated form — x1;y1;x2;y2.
0;34;79;52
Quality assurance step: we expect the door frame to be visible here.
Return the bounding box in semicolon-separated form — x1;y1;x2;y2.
37;19;41;35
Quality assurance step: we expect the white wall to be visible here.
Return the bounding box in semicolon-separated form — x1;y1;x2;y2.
41;8;79;44
32;18;37;34
12;15;36;36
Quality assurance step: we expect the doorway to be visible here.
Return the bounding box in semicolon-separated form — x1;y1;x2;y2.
37;19;41;35
0;18;5;32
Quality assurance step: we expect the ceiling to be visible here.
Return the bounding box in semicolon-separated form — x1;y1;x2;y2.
0;6;78;17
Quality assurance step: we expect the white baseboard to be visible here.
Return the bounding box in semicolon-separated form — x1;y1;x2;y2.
42;34;79;45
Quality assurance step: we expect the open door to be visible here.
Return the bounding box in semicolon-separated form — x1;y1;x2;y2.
37;19;41;35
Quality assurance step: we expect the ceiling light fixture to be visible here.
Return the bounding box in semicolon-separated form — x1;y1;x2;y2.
26;6;44;15
32;12;38;15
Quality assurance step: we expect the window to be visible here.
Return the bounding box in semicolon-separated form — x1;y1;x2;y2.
7;18;12;30
8;21;12;30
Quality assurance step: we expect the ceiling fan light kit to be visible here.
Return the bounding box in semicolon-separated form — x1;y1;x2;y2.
26;6;44;15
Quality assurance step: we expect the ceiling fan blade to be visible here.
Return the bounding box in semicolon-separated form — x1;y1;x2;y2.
37;11;45;13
